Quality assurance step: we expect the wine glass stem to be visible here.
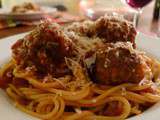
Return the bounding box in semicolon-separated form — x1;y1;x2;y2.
134;9;142;28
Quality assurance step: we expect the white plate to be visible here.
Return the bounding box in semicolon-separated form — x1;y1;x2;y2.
0;32;160;120
0;7;57;20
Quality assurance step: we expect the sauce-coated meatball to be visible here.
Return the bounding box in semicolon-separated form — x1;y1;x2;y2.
12;22;73;77
94;42;148;85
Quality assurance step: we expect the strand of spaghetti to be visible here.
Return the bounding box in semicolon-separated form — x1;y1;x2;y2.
65;58;87;82
122;94;144;104
58;112;74;120
27;97;53;112
19;88;45;96
19;88;44;93
46;104;54;113
86;96;131;120
32;96;65;119
47;86;90;101
77;84;133;105
15;96;61;119
31;76;68;89
65;100;82;107
127;84;151;91
150;58;160;80
0;60;14;76
36;99;53;113
65;96;112;107
27;101;36;111
92;87;107;94
13;68;71;89
124;91;157;103
27;95;61;116
93;84;153;93
27;93;56;100
54;97;65;120
131;107;141;115
65;111;94;120
27;77;65;89
6;87;21;100
111;89;160;104
142;93;160;102
111;92;145;104
8;84;24;97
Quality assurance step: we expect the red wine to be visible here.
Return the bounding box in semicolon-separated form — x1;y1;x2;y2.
126;0;152;9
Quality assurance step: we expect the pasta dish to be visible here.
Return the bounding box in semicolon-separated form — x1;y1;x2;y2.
11;2;41;14
0;15;160;120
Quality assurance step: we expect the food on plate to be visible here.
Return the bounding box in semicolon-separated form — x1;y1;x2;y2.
0;15;160;120
93;42;150;85
11;2;41;13
66;15;136;47
11;22;74;78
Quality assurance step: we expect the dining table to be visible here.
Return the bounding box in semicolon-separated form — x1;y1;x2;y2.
0;1;159;39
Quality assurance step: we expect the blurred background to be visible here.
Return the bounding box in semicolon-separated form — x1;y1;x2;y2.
0;0;159;38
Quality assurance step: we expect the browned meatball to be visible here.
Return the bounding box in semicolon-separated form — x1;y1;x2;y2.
94;42;148;85
66;15;136;48
95;15;137;48
12;21;74;77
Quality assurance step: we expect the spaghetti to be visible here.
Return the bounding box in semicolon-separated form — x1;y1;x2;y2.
0;57;160;120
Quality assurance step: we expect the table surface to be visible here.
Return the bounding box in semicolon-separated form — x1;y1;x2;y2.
0;1;159;39
0;26;35;39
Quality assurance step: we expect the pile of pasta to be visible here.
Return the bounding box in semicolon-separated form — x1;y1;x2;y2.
1;56;160;120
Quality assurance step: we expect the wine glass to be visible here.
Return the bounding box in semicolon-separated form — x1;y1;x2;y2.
121;0;153;27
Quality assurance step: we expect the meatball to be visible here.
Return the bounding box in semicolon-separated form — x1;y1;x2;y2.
12;21;74;77
93;42;148;85
66;15;136;48
95;15;137;48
